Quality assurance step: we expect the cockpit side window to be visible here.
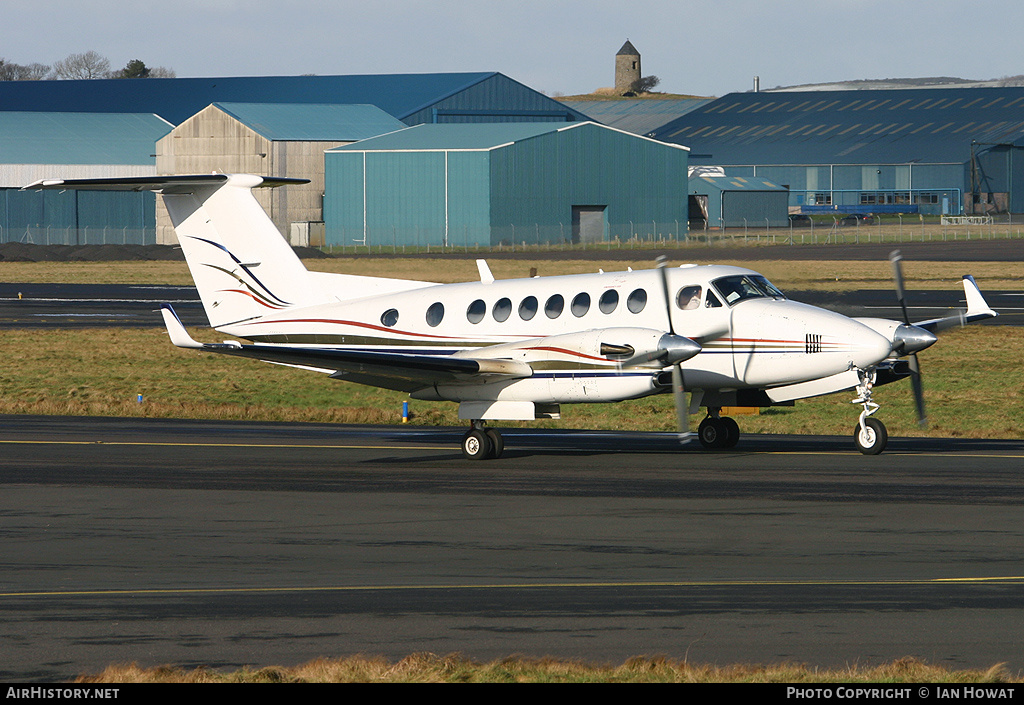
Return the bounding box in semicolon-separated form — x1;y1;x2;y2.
712;275;785;306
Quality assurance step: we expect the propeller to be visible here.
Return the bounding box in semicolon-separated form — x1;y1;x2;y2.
889;250;928;426
656;256;693;442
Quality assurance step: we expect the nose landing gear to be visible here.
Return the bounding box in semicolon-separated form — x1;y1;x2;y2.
852;368;887;455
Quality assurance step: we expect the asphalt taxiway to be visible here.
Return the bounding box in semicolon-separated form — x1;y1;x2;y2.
2;415;1024;681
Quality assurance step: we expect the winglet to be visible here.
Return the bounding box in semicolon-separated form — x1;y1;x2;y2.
160;304;203;349
476;259;494;284
963;275;997;320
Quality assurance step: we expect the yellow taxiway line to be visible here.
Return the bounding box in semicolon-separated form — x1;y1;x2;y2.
3;576;1024;599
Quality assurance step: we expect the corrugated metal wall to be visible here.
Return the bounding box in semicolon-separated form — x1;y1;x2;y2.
324;123;689;247
1;188;155;245
721;190;790;228
325;149;492;247
489;124;689;243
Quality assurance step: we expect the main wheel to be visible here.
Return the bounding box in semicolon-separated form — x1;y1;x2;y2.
698;417;727;449
485;428;504;459
720;417;740;448
854;417;888;455
462;429;493;460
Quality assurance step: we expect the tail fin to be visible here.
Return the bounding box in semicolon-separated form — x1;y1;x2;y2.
25;174;321;328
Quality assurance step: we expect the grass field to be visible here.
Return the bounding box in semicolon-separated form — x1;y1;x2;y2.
2;255;1022;290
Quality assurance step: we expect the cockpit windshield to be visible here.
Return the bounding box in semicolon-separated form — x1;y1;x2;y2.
711;275;786;306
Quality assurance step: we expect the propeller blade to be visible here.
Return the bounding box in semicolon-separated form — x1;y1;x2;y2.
657;257;691;442
889;250;911;325
670;362;691;442
656;255;676;336
890;250;928;427
908;353;927;426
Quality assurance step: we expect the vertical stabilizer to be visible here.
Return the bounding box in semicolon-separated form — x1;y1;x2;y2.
24;174;321;329
163;175;320;327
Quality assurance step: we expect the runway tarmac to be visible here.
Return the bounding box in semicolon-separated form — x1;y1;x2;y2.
2;415;1024;681
1;282;1020;328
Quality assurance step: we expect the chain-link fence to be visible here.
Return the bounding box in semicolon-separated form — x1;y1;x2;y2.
0;225;158;246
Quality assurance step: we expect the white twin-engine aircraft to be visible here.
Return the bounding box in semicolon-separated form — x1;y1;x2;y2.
27;174;997;458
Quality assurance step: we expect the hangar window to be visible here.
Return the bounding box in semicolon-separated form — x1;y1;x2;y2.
467;299;486;324
426;302;444;327
519;296;538;321
380;309;399;327
571;292;591;317
627;288;647;313
544;294;564;319
492;297;512;322
599;289;619;314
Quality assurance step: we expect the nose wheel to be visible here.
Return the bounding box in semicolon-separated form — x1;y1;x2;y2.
854;417;888;455
461;422;504;460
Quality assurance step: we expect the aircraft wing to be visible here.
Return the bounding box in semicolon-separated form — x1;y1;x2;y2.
912;275;998;332
160;305;531;393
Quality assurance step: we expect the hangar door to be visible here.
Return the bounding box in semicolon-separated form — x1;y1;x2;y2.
721;190;789;228
572;205;606;243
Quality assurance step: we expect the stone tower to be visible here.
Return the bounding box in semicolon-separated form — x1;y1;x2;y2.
615;40;641;93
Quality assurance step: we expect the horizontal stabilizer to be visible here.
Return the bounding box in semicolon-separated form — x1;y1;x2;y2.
23;174;309;193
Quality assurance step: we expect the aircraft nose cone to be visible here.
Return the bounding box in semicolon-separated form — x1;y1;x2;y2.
894;324;938;355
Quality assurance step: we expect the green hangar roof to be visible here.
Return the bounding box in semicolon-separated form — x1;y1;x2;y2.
212;103;405;141
0;111;172;164
558;98;713;136
328;122;583;152
0;72;589;126
651;86;1024;165
329;121;689;153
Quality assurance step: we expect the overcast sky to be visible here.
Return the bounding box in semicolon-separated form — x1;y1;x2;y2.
5;1;1024;97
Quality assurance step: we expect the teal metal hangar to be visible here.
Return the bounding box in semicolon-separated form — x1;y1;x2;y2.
324;122;690;248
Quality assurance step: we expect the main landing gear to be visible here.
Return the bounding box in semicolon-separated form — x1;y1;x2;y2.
852;368;888;455
461;421;504;460
697;409;740;450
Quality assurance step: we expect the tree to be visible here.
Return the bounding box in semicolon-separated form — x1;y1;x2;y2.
53;50;111;79
115;59;151;79
0;59;51;80
628;75;661;94
113;59;175;79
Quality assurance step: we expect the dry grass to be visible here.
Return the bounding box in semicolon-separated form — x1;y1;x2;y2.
1;325;1021;440
75;655;1018;683
1;255;1020;290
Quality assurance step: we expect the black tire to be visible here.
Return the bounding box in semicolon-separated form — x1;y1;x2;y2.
462;429;492;460
720;417;740;448
854;417;888;455
698;417;726;449
485;428;504;459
